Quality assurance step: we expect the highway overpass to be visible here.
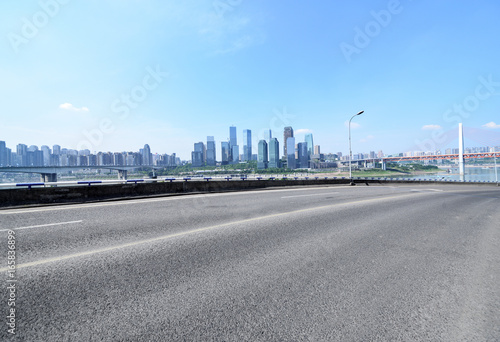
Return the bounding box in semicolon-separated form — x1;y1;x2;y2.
0;165;159;182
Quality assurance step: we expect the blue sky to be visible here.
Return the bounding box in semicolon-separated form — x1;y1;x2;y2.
1;0;499;160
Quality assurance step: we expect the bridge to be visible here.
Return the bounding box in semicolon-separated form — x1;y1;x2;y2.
0;165;160;182
345;151;500;169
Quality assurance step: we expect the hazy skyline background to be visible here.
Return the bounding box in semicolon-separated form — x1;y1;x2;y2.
1;0;499;160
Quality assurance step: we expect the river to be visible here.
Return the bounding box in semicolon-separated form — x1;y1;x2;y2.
407;166;499;182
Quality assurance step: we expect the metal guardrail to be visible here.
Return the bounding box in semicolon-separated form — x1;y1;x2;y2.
1;176;499;190
16;182;45;190
77;181;103;186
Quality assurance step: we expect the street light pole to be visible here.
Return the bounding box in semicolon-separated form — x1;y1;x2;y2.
349;110;364;185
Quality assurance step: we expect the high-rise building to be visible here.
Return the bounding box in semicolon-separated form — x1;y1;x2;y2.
53;144;61;155
257;140;268;169
286;137;296;169
0;141;7;166
305;134;314;157
232;145;239;163
26;150;43;166
17;144;27;155
16;144;28;166
41;145;51;166
206;136;216;166
78;155;88;166
229;126;237;162
191;151;203;167
229;126;237;147
264;129;272;142
49;154;60;166
192;142;205;167
268;138;280;168
4;147;11;166
297;142;308;168
221;141;230;165
113;152;124;166
314;145;320;155
243;129;252;161
283;126;294;157
142;144;152;165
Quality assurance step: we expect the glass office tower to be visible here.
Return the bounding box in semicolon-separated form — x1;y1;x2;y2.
286;137;296;169
257;140;268;169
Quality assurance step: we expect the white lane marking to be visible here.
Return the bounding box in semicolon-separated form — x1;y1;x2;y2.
0;185;385;215
0;191;433;271
0;220;83;232
410;189;444;192
281;192;339;199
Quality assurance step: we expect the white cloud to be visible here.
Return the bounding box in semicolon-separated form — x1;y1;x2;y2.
212;35;256;55
360;135;374;143
59;103;89;112
295;128;313;134
199;5;265;56
422;124;442;130
482;121;500;129
344;121;360;129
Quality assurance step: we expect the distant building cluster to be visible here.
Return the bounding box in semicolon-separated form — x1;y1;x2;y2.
4;134;496;170
191;126;321;170
339;150;382;161
400;146;498;158
0;141;180;167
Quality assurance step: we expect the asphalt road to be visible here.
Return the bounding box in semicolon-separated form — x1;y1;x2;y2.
1;184;499;341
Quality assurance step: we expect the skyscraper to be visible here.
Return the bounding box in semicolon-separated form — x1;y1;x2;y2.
243;129;252;161
229;126;237;146
264;129;272;142
0;142;11;167
41;145;51;166
314;145;321;155
142;144;152;165
297;142;308;168
283;126;293;157
191;151;202;167
206;136;216;166
286;137;296;169
53;144;61;155
232;145;239;163
192;142;205;167
16;144;28;166
305;133;313;157
257;140;268;169
221;141;230;165
0;141;6;166
268;138;280;168
229;126;237;162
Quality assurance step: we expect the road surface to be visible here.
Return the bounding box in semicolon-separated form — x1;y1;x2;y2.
1;184;499;341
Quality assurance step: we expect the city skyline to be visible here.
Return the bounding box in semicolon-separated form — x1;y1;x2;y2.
1;2;499;161
2;124;499;168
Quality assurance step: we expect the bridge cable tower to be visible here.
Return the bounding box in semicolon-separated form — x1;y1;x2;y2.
458;123;465;181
